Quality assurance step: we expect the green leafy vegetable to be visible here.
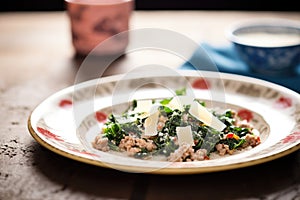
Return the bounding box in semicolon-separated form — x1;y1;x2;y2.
160;98;172;105
175;88;186;96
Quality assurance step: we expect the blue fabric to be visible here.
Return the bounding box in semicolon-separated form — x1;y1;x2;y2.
180;43;300;93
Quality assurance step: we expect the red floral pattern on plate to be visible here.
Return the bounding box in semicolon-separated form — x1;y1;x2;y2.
237;109;253;122
282;131;300;144
95;111;107;123
274;97;292;109
37;127;64;142
192;78;210;89
59;99;73;108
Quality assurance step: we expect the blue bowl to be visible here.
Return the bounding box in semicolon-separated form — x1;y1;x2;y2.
227;19;300;76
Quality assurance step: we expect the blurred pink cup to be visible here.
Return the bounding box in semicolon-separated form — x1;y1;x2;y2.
65;0;134;56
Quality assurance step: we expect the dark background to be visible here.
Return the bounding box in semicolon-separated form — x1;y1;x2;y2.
1;0;299;12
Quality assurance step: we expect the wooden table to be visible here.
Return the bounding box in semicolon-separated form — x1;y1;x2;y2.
0;11;299;200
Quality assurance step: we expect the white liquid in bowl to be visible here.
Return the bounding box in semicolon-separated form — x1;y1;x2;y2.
235;32;300;47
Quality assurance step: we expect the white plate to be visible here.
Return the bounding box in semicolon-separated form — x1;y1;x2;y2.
28;70;300;174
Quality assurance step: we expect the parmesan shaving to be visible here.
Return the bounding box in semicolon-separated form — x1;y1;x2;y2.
189;101;226;131
176;126;194;146
167;96;194;111
132;99;153;118
144;105;160;136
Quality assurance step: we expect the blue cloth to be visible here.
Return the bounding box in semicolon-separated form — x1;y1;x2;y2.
180;43;300;93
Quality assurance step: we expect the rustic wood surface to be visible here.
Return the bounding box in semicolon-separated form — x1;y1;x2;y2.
0;11;299;200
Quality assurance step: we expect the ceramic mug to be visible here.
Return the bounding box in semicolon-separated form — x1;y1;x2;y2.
65;0;134;56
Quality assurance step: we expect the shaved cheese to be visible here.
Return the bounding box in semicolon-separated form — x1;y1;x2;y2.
167;96;194;111
131;99;153;119
149;104;160;115
176;126;194;146
144;105;160;136
134;99;152;113
189;101;226;131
